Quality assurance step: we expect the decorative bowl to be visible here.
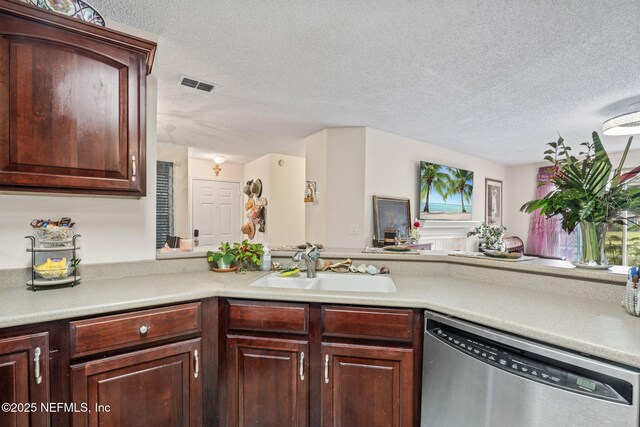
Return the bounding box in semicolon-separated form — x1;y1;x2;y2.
34;226;76;245
383;245;411;252
571;262;612;270
20;0;106;26
483;250;522;259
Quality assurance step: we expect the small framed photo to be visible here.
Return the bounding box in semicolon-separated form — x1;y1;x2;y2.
372;196;411;247
304;180;317;202
485;178;503;226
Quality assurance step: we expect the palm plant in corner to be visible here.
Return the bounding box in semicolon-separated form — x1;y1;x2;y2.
521;132;640;267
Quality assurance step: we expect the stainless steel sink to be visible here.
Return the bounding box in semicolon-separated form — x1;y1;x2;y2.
249;273;396;293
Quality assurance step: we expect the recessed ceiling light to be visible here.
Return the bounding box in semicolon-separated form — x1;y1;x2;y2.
603;102;640;136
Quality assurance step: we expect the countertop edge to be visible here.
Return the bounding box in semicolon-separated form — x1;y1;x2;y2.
1;270;638;368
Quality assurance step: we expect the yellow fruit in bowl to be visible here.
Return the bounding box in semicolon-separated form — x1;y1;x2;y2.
35;258;67;271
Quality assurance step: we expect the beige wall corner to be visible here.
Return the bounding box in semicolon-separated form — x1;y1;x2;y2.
304;130;328;245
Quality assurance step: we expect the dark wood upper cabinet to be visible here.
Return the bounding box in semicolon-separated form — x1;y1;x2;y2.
0;332;50;427
0;0;156;197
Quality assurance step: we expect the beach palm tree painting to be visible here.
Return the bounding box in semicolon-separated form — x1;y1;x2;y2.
419;161;473;220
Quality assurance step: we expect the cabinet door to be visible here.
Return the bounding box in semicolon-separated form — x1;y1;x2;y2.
70;339;201;427
0;333;49;427
227;335;309;427
321;342;413;427
0;9;151;196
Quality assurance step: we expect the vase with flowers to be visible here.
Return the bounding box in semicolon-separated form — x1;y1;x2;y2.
409;218;422;243
521;132;640;268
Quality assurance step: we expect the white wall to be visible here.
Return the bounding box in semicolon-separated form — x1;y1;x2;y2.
364;128;509;244
325;128;367;247
304;127;509;248
304;130;328;245
157;143;189;238
304;128;368;247
269;154;306;246
503;163;540;245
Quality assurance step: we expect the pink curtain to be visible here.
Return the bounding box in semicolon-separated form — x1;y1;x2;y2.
526;167;577;260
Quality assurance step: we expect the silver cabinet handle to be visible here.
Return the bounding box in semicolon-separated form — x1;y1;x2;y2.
299;352;305;381
194;350;199;379
131;155;137;182
34;347;42;385
324;354;329;384
139;324;149;334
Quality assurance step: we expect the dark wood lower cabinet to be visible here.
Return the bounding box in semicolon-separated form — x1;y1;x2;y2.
70;339;202;427
0;299;421;427
226;335;309;427
0;333;49;427
321;342;414;427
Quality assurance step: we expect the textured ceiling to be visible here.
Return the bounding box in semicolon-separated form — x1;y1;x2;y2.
90;0;640;165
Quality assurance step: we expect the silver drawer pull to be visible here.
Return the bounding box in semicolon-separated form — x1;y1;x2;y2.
131;155;137;182
34;347;42;385
194;350;199;379
139;324;150;334
324;354;329;384
299;352;305;381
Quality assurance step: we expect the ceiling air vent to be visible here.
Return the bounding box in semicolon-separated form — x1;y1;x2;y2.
177;75;215;93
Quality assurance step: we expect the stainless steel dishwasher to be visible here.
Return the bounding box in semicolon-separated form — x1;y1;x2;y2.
421;311;640;426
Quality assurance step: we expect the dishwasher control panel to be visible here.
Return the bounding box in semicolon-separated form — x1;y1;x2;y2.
432;326;626;403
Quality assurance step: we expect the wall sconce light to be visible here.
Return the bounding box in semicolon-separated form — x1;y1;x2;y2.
213;156;226;176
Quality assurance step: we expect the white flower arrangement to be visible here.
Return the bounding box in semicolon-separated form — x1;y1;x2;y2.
467;223;507;251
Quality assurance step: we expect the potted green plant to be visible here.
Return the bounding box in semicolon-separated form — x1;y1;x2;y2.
233;240;264;271
520;132;640;267
467;223;507;251
207;242;238;270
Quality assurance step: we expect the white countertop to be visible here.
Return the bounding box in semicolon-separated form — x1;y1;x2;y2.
0;269;638;368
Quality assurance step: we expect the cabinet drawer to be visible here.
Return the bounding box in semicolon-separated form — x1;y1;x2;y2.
227;300;309;334
321;306;414;342
70;302;201;358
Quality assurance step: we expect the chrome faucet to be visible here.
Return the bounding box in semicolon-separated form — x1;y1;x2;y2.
293;246;320;278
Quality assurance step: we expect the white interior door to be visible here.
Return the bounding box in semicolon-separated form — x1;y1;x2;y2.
192;179;241;247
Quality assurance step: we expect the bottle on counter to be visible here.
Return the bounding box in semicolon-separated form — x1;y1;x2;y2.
261;243;272;271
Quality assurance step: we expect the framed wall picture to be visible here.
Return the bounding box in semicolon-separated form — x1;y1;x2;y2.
485;178;503;226
372;196;411;247
304;180;317;202
419;161;473;220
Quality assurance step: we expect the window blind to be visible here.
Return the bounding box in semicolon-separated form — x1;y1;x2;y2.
156;161;174;248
